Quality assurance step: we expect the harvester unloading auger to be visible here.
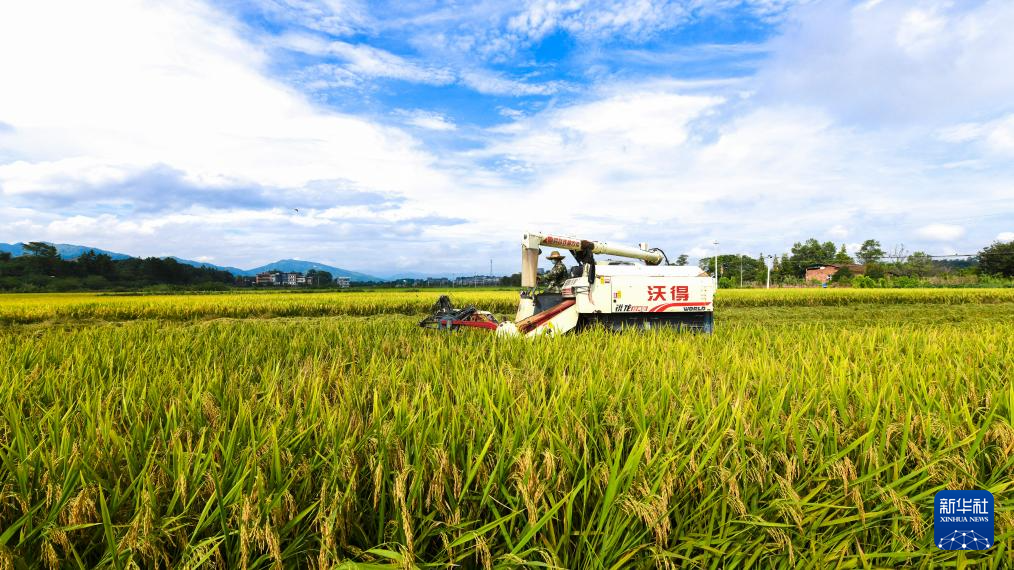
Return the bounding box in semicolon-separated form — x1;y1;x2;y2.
419;232;716;337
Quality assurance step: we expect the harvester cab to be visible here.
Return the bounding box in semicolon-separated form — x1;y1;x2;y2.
421;231;716;337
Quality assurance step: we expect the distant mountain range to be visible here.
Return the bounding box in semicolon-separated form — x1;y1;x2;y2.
1;242;133;261
237;259;378;282
0;242;382;282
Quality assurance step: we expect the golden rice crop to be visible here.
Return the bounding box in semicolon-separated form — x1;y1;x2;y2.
2;287;1013;324
0;289;1011;568
0;290;520;325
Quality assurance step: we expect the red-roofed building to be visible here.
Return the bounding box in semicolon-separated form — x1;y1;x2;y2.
804;264;865;283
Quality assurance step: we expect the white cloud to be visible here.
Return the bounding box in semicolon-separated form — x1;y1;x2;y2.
761;0;1014;124
277;33;554;95
503;0;800;45
895;7;947;56
399;111;457;132
0;1;453;196
253;0;368;36
916;224;966;241
468;76;1012;260
306;37;455;85
498;107;526;119
483;89;722;164
507;0;688;42
0;158;131;196
937;122;987;144
2;0;1013;274
938;114;1014;156
0;0;473;270
985;115;1014;156
277;34;457;90
827;224;849;239
997;232;1014;242
458;70;561;96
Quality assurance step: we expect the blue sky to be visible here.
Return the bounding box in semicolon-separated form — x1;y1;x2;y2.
1;0;1012;276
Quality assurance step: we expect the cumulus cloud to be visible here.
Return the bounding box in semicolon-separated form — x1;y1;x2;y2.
997;232;1014;242
0;2;453;194
0;0;470;271
469;77;1010;262
916;224;966;241
761;0;1014;124
3;0;1014;274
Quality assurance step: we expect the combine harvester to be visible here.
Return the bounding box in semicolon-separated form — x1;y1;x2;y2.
419;232;716;337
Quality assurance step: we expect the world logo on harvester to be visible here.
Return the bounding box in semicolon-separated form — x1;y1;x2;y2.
934;490;994;550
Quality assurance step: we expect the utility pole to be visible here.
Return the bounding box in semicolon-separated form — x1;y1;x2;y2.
739;254;743;288
490;258;493;277
766;254;773;289
712;240;719;286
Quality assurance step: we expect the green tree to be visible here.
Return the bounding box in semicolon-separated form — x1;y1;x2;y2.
905;252;934;277
978;240;1014;277
23;241;61;276
697;254;766;284
830;265;854;284
857;239;885;265
76;250;115;277
674;254;689;266
23;242;58;258
774;254;791;281
833;244;854;264
865;262;887;280
306;269;333;286
757;254;769;283
781;239;836;277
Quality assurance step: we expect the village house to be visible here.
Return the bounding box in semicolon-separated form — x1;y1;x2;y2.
804;264;865;283
255;271;315;286
255;271;282;285
453;275;501;287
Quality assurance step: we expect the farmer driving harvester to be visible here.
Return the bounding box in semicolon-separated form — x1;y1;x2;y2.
419;231;716;336
540;250;569;293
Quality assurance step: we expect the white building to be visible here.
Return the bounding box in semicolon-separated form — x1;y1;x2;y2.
453;275;501;287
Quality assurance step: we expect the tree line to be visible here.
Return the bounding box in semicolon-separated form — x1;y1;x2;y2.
693;238;1014;287
4;238;1013;291
495;238;1014;289
0;242;235;291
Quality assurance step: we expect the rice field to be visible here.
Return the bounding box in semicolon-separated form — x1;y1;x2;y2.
1;289;1011;568
2;287;1014;325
